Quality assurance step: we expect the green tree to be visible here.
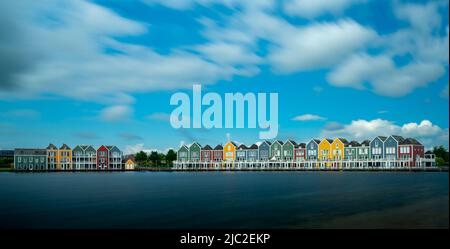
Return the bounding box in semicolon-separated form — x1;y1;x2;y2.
158;153;166;166
433;146;449;162
149;151;159;166
166;149;177;166
435;157;445;166
135;151;148;164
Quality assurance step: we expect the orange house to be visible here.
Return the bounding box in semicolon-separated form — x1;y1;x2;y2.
223;141;237;162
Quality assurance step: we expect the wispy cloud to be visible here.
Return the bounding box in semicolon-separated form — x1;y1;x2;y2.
292;114;326;121
146;112;170;122
100;105;133;122
119;132;143;141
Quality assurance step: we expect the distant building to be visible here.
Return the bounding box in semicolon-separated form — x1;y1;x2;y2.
306;139;320;160
46;144;58;170
212;145;223;162
294;143;306;161
97;145;122;170
270;140;283;161
123;156;136;170
14;149;47;171
177;145;189;162
73;145;97;170
258;141;271;161
223;141;237;162
236;144;248;162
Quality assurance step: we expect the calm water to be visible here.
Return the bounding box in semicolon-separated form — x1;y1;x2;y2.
0;171;448;229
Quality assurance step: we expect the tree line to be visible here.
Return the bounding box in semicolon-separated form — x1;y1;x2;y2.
134;149;177;167
433;146;449;167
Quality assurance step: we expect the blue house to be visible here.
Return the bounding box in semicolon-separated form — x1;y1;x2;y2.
306;139;320;160
247;144;259;161
236;144;248;161
370;136;387;159
384;135;404;160
258;141;271;161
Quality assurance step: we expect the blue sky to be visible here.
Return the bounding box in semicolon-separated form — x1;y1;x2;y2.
0;0;448;154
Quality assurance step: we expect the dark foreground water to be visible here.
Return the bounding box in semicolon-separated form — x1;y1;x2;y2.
0;171;448;229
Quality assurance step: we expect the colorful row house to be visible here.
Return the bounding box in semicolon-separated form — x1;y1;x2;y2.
97;145;122;170
14;149;47;171
176;135;427;167
73;145;97;170
46;144;72;170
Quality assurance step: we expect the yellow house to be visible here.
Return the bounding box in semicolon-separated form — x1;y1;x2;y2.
318;139;333;161
223;141;237;162
46;144;58;170
331;138;349;160
125;158;136;170
57;144;72;170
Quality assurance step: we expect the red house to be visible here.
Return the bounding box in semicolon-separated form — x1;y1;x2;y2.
201;145;213;162
294;143;306;161
97;145;109;170
212;144;223;162
398;138;424;167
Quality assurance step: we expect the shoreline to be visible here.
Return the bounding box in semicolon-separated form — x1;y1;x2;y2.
3;167;449;173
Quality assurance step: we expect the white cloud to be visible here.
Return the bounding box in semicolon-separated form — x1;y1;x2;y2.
328;53;446;96
100;105;133;122
292;114;326;121
321;119;449;148
267;19;377;73
284;0;366;19
146;112;170;121
0;0;252;103
194;42;262;66
124;143;169;155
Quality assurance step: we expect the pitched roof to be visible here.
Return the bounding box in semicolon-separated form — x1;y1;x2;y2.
14;148;47;155
249;144;258;149
190;142;201;148
378;136;387;141
298;143;306;148
391;135;405;143
263;140;272;145
337;138;349;145
313;139;321;144
347;141;361;147
425;150;434;154
285;140;297;146
202;145;213;150
214;144;223;150
237;144;248;150
273;140;284;145
46;143;57;150
360;140;370;146
400;138;422;145
59;144;71;150
322;138;333;144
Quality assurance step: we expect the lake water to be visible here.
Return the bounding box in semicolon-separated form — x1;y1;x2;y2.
0;171;448;229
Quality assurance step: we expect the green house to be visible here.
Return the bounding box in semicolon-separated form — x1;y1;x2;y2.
270;140;284;161
282;140;297;161
177;145;189;162
345;141;360;160
189;142;201;162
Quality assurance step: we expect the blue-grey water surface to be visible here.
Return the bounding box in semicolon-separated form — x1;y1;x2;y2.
0;171;448;228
